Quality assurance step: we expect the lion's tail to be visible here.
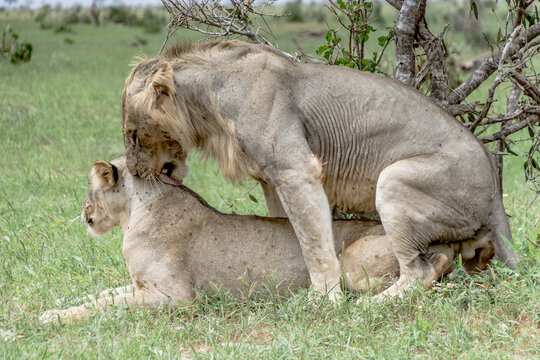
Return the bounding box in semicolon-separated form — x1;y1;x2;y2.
490;197;519;270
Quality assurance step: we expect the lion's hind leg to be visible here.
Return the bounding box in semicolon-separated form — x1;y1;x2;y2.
374;154;491;298
341;234;399;294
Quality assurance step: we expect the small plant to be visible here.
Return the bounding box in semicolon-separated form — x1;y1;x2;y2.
1;25;33;64
316;0;393;73
36;5;79;33
53;23;73;33
132;36;148;47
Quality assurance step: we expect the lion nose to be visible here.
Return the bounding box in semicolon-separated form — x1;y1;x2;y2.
162;162;175;177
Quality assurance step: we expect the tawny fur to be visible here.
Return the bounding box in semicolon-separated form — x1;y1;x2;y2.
40;157;494;323
120;40;517;300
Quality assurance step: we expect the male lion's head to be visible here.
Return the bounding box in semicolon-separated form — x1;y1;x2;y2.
122;58;189;186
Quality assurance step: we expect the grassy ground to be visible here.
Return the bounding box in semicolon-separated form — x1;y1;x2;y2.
0;7;539;359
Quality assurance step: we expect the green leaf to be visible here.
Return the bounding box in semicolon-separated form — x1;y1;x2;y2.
326;30;334;42
377;35;387;47
324;50;331;60
503;139;518;156
337;0;346;10
528;13;535;28
470;0;478;20
316;45;329;55
532;158;539;170
248;194;258;203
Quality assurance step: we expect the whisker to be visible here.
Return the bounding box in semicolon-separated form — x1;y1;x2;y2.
68;212;84;226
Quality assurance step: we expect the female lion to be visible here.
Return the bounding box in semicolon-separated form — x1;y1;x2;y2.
40;157;493;323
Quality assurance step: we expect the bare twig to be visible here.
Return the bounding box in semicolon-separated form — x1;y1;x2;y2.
469;77;502;133
157;19;180;56
509;72;540;103
463;109;525;126
479;115;536;143
417;20;449;103
498;25;522;78
448;23;540;104
445;102;478;116
161;0;284;46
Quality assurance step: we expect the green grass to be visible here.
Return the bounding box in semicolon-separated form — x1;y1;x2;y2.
0;8;539;359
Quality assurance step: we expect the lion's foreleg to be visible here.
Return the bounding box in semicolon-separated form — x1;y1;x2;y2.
40;286;170;324
265;155;341;301
260;182;287;218
98;284;136;299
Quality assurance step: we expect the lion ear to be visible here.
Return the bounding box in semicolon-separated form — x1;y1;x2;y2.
91;161;119;189
149;62;175;101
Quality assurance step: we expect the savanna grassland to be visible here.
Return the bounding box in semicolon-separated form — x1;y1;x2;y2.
0;3;538;359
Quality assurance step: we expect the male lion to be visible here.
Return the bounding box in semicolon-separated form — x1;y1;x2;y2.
40;157;494;323
121;40;517;299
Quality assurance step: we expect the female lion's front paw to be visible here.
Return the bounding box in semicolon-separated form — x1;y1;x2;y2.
40;307;90;324
39;309;64;324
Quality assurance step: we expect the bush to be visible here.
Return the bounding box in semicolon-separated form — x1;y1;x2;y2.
104;7;166;33
62;6;82;25
141;8;166;33
35;6;166;34
1;25;33;64
132;36;148;47
39;21;53;30
53;23;73;33
78;12;92;25
105;6;139;25
35;4;52;23
10;42;32;63
284;0;305;23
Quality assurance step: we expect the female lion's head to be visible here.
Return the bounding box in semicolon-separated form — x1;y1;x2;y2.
82;158;127;236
